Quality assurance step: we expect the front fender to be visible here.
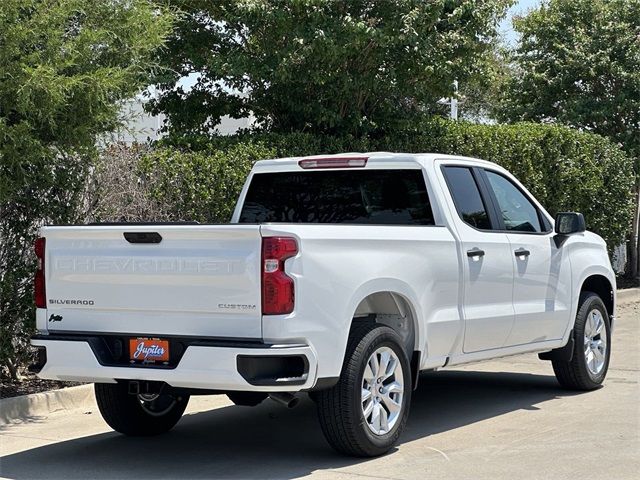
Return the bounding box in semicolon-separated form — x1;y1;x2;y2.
561;232;616;342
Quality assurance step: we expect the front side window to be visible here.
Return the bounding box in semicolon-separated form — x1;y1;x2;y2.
485;171;543;233
239;169;434;225
443;167;492;230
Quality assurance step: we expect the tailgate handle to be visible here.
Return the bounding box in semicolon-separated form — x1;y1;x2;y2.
124;232;162;244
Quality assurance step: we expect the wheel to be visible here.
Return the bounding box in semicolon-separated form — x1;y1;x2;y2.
316;323;412;457
552;292;611;390
95;383;189;436
227;391;267;407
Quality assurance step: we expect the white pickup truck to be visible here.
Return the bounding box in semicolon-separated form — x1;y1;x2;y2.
31;152;616;456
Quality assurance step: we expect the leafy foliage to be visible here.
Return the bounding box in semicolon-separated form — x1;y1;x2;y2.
494;0;639;277
495;0;640;165
150;0;513;136
0;0;174;379
139;142;275;223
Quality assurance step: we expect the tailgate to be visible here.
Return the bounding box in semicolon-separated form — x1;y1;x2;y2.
42;225;263;338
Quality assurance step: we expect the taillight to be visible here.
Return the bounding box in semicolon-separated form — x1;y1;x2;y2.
262;237;298;315
34;237;46;308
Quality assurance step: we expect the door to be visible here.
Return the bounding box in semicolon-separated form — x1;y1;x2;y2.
482;170;573;344
442;166;515;353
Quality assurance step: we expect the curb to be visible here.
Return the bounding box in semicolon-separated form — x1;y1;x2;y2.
618;287;640;305
0;384;95;426
1;288;638;426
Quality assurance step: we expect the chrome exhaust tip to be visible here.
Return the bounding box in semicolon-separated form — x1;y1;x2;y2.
268;392;299;408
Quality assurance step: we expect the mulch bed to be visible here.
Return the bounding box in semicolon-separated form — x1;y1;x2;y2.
0;372;83;399
617;276;640;289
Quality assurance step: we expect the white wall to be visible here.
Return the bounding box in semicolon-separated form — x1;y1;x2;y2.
116;98;255;144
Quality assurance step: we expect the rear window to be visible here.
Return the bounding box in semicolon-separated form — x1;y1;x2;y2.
239;169;435;225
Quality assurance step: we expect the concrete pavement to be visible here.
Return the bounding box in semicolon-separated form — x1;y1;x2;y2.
1;299;638;479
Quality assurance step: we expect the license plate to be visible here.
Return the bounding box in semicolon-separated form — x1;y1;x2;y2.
129;338;169;364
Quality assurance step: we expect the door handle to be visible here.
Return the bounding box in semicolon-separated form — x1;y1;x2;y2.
466;248;485;258
514;248;531;258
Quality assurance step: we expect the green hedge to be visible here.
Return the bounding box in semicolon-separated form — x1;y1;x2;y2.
153;119;635;250
139;142;276;224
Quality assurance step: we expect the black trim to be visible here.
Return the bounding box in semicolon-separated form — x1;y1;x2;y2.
538;331;574;362
28;346;47;373
554;234;569;248
237;355;309;386
305;376;340;391
473;167;505;230
411;351;421;391
123;232;162;244
119;380;226;397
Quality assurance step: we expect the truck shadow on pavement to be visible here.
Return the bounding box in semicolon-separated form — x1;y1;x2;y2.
0;370;581;479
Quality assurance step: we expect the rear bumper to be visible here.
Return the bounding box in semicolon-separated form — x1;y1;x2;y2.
31;335;318;392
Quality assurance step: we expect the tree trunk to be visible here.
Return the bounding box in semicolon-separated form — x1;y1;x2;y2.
630;182;640;281
634;188;640;280
6;358;20;381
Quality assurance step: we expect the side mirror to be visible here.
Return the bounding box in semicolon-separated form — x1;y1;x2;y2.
555;212;586;235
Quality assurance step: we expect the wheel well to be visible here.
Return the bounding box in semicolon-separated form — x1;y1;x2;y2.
581;275;614;316
353;292;416;354
353;292;420;390
352;292;420;389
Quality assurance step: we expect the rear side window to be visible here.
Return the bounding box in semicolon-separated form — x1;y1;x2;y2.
239;169;434;225
443;167;491;230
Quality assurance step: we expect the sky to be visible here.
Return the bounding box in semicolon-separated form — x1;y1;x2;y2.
501;0;541;45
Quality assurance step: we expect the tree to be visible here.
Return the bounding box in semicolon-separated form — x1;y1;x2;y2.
0;0;174;379
151;0;513;137
456;47;512;121
495;0;640;279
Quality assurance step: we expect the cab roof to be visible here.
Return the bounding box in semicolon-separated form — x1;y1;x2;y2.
252;152;501;172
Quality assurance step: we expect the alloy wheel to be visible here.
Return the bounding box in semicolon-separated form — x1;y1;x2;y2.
361;346;404;435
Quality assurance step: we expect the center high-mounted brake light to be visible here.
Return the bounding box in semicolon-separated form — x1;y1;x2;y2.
262;237;298;315
298;157;368;169
34;237;46;308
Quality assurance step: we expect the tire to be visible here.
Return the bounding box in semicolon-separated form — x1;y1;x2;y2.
307;390;320;403
552;292;611;390
95;383;189;436
316;322;412;457
227;391;267;407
